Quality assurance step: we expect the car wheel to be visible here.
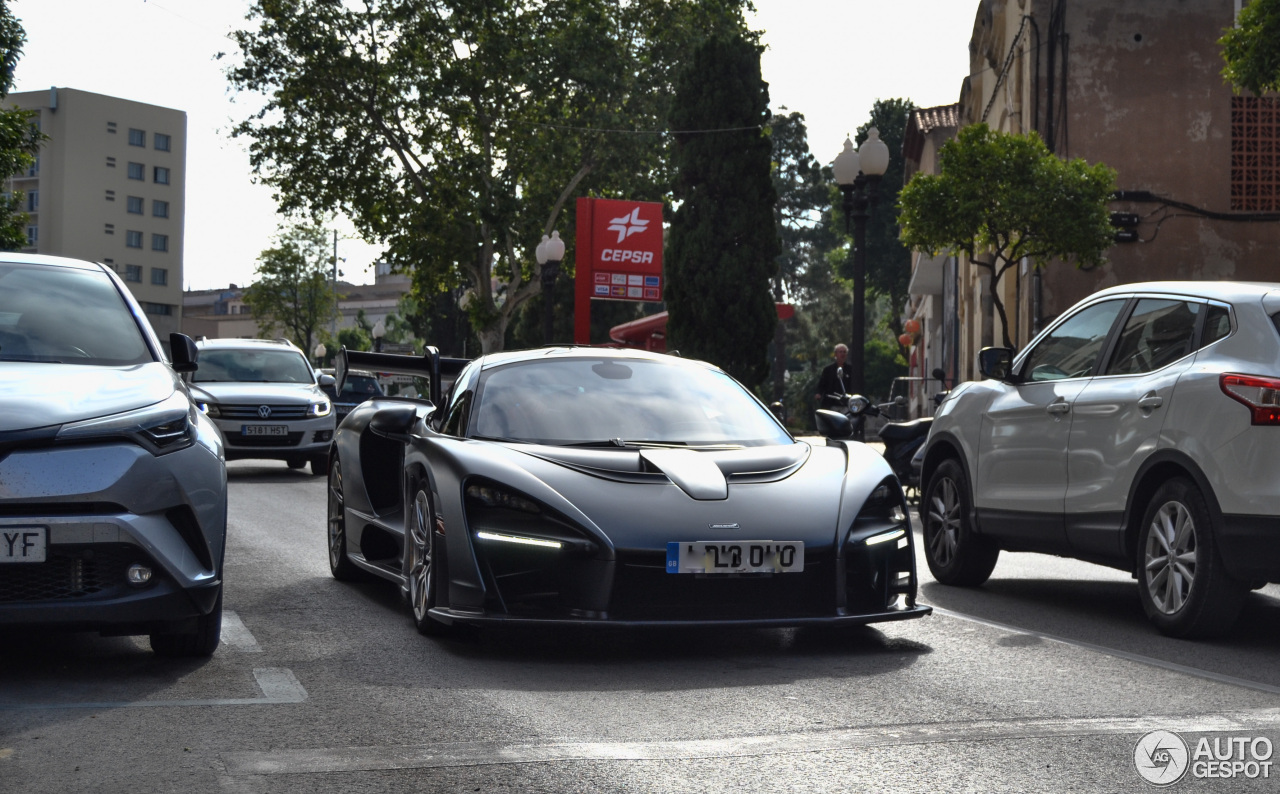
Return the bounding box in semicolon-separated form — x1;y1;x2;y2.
922;458;1000;586
404;481;450;636
310;454;327;476
327;455;363;581
150;587;223;657
1137;478;1246;638
287;457;305;470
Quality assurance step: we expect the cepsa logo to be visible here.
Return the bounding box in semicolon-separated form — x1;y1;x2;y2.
586;199;662;275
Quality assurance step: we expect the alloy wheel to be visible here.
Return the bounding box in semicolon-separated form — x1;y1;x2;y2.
408;489;433;621
1144;500;1198;615
327;461;345;570
927;476;961;568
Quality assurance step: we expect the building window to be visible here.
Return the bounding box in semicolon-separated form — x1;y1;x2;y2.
25;190;36;212
129;128;145;147
105;190;115;201
106;156;116;168
127;196;144;214
25;225;36;246
152;199;169;218
126;230;143;248
153;166;170;185
125;264;142;282
26;157;37;177
142;302;173;316
151;267;168;286
1232;96;1280;211
107;121;117;133
104;224;115;235
151;233;168;252
127;162;144;180
155;133;171;152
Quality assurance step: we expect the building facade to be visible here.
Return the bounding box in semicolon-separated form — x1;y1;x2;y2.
906;0;1280;386
7;87;187;338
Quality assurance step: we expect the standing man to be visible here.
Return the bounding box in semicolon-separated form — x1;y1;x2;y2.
815;343;849;410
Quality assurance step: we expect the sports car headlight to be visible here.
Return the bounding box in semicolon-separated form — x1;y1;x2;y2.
464;481;597;554
56;391;197;455
308;398;332;418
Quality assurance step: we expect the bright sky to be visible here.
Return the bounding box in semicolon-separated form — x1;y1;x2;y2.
12;0;975;291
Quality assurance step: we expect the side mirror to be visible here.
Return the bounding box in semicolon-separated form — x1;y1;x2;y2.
893;395;906;406
169;333;198;373
814;408;853;439
978;347;1015;381
316;373;336;387
369;403;428;438
931;367;947;383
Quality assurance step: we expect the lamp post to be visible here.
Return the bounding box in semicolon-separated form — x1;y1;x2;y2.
313;342;326;368
371;319;386;353
535;230;565;345
833;129;890;439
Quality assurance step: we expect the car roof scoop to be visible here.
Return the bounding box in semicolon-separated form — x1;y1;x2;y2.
640;448;728;500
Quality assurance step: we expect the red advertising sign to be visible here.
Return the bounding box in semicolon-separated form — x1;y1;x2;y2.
575;198;665;344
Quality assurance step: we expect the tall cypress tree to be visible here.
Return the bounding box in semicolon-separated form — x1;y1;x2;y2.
665;34;779;387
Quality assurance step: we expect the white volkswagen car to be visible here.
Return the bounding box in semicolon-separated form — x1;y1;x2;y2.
920;281;1280;638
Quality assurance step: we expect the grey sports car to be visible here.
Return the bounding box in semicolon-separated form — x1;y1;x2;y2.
0;254;226;656
327;345;929;634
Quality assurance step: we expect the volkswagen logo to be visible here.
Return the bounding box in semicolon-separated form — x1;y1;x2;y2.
257;405;272;419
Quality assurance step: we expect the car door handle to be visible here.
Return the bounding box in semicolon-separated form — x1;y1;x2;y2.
1138;393;1163;410
1046;400;1070;416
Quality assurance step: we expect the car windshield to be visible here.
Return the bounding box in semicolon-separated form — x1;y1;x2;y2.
193;348;314;383
338;375;382;401
0;262;152;366
470;357;791;447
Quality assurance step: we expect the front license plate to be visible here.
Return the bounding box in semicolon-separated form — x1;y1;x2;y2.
666;541;804;574
1;526;47;563
243;425;288;436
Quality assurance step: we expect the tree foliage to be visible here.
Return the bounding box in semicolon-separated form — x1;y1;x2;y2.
1220;0;1280;95
0;1;46;251
665;33;779;387
852;98;914;339
227;0;749;354
898;123;1116;349
243;223;340;355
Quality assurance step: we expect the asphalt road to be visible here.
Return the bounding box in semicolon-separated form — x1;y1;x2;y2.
4;456;1280;792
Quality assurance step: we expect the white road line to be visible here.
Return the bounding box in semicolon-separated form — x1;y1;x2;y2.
220;610;263;653
931;606;1280;695
221;708;1280;775
0;667;306;710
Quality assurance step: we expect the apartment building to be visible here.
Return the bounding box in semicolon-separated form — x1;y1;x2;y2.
7;87;187;338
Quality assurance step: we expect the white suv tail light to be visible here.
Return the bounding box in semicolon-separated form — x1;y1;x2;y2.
1220;373;1280;425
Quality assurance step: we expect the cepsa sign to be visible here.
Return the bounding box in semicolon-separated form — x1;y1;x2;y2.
575;198;665;344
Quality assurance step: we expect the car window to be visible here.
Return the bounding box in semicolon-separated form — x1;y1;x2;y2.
193;349;314;383
1203;305;1232;347
441;389;473;437
0;262;153;366
1104;299;1200;376
470;358;791;447
1019;299;1125;382
339;375;383;400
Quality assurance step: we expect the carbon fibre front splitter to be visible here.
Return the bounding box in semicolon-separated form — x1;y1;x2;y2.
427;604;932;629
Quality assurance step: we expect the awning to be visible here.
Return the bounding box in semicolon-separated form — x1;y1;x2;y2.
908;253;947;296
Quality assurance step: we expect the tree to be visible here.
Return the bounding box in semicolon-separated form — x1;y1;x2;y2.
665;34;779;387
227;0;749;354
898;123;1116;350
243;223;340;355
0;1;46;251
1220;0;1280;95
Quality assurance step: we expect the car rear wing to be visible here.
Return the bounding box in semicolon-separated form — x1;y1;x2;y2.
335;346;469;408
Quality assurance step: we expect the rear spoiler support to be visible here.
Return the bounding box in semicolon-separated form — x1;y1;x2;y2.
335;346;469;407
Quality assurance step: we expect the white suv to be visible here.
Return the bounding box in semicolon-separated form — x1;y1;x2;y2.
188;338;335;475
920;281;1280;638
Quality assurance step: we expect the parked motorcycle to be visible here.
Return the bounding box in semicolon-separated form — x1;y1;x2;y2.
814;368;950;502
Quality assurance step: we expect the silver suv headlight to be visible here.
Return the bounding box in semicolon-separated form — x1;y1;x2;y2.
309;398;332;418
56;391;197;455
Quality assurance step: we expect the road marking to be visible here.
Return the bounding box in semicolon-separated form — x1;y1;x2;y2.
222;708;1280;775
220;610;263;653
931;606;1280;695
0;668;306;711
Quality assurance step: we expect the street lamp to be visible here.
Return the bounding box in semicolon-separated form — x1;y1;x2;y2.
535;230;565;345
313;342;326;367
371;319;386;353
833;128;891;437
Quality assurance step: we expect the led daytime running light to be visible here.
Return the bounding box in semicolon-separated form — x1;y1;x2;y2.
866;528;906;546
475;531;562;549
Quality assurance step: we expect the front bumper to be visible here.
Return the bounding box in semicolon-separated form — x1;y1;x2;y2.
428;603;932;629
212;414;334;460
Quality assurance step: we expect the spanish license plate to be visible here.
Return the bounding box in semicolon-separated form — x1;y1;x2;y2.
666;541;804;574
243;425;288;436
1;526;46;563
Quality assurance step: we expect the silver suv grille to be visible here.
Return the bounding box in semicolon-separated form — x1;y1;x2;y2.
217;404;309;420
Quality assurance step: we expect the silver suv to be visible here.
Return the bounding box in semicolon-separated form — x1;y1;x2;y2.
188;338;335;475
921;281;1280;638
